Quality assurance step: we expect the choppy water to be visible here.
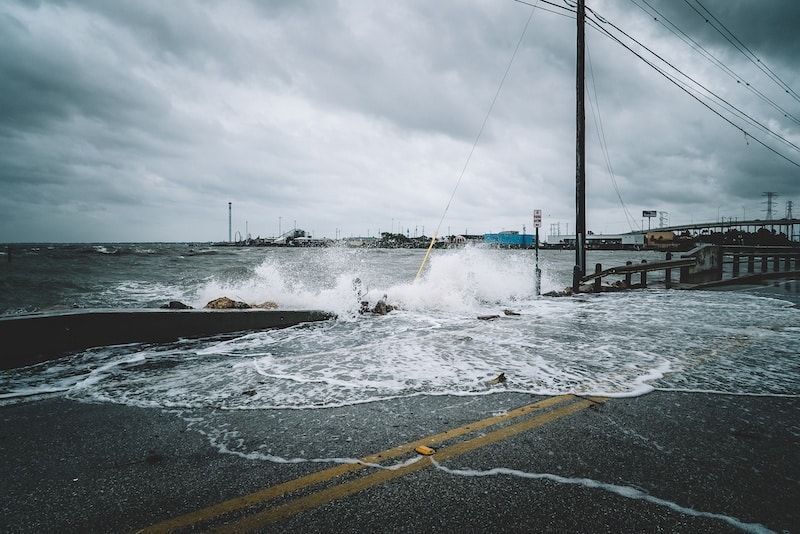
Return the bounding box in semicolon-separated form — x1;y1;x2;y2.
1;243;798;410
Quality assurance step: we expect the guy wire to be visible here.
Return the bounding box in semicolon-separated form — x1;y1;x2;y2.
415;2;538;280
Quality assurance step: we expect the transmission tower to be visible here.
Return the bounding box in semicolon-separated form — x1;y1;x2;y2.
787;200;794;219
658;211;669;228
763;192;778;220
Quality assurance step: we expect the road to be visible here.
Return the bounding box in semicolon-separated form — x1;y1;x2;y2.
1;391;798;533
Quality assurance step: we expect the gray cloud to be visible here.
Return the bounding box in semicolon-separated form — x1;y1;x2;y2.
0;0;798;242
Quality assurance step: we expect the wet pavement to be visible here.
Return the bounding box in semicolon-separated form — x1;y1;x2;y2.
1;391;798;533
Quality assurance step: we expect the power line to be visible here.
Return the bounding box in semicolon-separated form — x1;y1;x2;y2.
416;3;539;279
585;44;640;232
630;0;800;128
523;0;800;167
582;5;800;169
685;0;800;104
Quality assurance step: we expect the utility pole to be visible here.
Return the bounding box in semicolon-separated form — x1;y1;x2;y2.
228;202;232;243
573;0;586;293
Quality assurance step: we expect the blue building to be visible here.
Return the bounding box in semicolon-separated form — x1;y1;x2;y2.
483;231;535;248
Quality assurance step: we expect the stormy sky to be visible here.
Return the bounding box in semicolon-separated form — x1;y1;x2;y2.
1;0;798;243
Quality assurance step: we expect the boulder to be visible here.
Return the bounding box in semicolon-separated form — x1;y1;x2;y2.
205;297;251;309
160;301;193;309
371;295;396;315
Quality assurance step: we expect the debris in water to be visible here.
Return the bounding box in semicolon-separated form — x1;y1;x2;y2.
487;373;507;385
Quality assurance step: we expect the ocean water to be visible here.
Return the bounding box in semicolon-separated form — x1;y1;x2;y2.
1;243;798;412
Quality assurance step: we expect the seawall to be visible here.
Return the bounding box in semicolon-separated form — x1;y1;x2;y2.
0;308;335;369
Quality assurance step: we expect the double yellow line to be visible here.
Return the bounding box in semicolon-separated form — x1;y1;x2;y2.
137;394;605;533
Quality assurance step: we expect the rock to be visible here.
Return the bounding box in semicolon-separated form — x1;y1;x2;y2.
160;301;192;309
254;301;279;309
372;295;395;315
543;288;573;297
503;309;520;316
477;315;500;321
205;297;251;309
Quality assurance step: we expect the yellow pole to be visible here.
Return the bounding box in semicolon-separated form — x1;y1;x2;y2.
415;231;439;281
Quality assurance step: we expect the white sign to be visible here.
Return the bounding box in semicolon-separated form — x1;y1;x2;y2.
533;209;542;228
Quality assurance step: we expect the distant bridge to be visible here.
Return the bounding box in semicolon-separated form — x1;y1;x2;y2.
632;218;800;241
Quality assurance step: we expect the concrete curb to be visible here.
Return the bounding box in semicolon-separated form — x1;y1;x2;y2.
0;309;335;369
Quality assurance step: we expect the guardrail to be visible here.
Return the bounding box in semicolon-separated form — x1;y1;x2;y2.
580;255;697;290
723;245;800;278
577;244;800;292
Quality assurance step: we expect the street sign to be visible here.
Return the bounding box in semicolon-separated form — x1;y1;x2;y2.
533;209;542;228
642;210;657;218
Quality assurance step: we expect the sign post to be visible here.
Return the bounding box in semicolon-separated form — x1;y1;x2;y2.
534;209;542;296
642;210;657;231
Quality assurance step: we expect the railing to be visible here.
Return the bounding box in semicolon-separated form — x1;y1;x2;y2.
722;245;800;278
578;244;800;292
581;255;696;291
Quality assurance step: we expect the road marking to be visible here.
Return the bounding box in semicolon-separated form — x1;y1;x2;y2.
221;397;604;533
138;394;602;533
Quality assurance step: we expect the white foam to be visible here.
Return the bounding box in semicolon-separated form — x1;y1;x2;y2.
2;248;799;410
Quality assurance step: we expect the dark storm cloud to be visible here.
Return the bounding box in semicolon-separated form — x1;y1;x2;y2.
643;0;800;65
0;0;797;242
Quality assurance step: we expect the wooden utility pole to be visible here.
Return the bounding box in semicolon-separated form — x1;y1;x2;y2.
573;0;587;292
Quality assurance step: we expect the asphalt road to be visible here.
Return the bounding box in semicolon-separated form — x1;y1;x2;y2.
1;391;798;533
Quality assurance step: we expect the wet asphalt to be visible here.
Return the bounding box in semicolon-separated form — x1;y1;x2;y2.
2;390;798;533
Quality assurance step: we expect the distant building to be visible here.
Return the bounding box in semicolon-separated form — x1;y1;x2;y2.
483;231;535;248
646;231;679;250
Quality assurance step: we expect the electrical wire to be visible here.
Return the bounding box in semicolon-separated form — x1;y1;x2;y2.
582;5;800;167
685;0;800;104
631;0;800;127
415;2;539;280
585;44;641;232
583;10;800;169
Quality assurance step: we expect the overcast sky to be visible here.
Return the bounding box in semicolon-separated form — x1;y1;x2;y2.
1;0;798;243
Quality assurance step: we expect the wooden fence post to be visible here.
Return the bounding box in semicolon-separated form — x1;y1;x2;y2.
640;260;648;288
665;252;672;288
625;261;632;288
594;263;602;293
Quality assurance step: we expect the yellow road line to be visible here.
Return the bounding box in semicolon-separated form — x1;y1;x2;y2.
217;397;606;533
137;394;585;534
